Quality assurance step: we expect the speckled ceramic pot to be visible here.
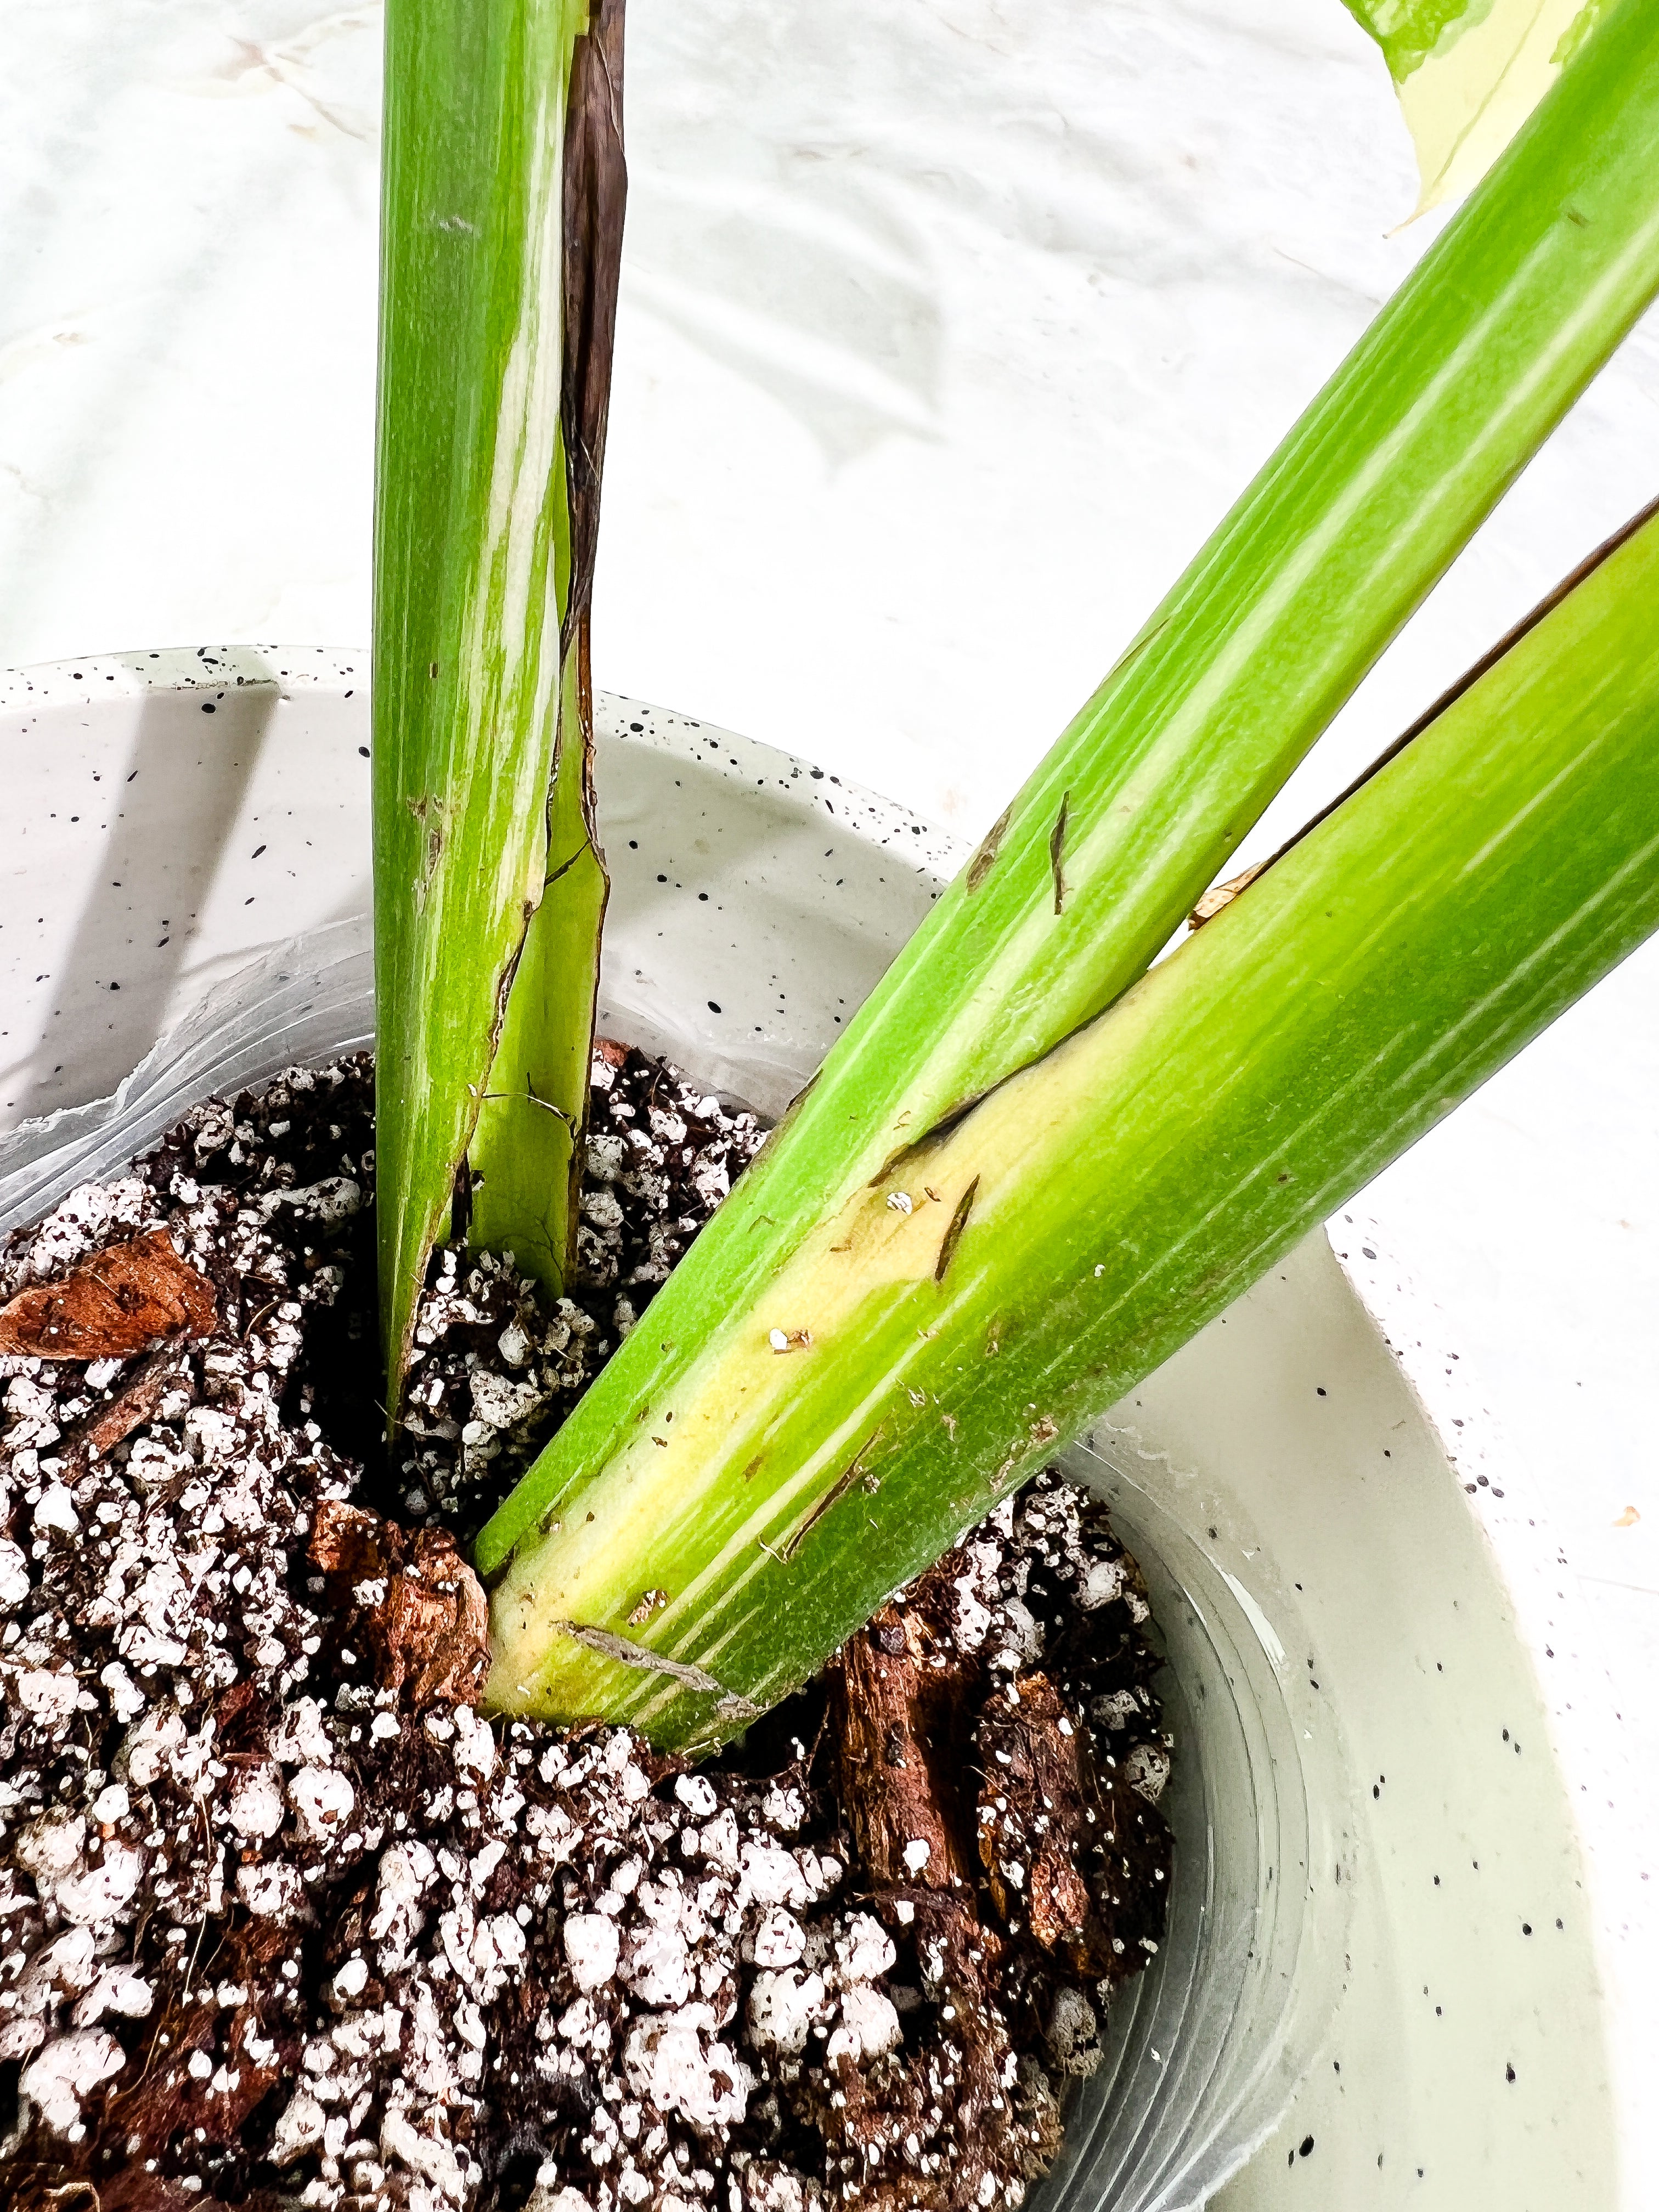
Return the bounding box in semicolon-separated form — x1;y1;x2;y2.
0;652;1621;2209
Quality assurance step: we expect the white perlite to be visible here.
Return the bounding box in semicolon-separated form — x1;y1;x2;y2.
623;2011;752;2130
0;1536;31;1608
565;1911;621;1991
19;2027;126;2130
287;1762;357;1842
228;1760;287;1841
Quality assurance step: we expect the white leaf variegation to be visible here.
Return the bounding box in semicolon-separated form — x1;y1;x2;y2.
1343;0;1607;213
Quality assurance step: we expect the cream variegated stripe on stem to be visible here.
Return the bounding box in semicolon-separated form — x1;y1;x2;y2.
486;506;1659;1750
374;0;623;1409
477;0;1659;1724
467;3;625;1305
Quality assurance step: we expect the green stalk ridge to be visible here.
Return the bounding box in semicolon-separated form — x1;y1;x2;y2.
478;0;1659;1592
373;0;624;1412
488;505;1659;1748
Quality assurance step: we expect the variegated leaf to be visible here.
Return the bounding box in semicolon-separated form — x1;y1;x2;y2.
1342;0;1608;212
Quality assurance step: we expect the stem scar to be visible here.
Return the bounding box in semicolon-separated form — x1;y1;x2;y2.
555;1619;740;1702
1049;792;1070;916
934;1175;980;1283
543;842;591;892
1102;614;1170;684
780;1429;884;1560
966;802;1013;893
472;1084;576;1127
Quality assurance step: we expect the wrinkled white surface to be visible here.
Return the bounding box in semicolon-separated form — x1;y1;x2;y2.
4;0;1659;2197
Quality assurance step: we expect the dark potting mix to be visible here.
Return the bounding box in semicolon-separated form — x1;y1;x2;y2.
0;1048;1172;2212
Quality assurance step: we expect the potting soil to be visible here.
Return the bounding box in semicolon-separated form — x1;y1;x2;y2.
0;1050;1171;2212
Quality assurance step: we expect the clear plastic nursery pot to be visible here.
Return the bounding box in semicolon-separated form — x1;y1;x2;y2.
0;651;1621;2209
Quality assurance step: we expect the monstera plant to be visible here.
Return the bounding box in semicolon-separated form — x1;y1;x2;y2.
372;0;1659;1751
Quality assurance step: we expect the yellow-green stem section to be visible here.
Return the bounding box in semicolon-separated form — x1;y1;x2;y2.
467;645;608;1290
478;0;1659;1618
373;0;591;1407
487;510;1659;1751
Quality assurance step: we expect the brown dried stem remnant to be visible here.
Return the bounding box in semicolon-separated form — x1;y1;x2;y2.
0;1230;215;1361
560;0;628;651
1187;860;1266;930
